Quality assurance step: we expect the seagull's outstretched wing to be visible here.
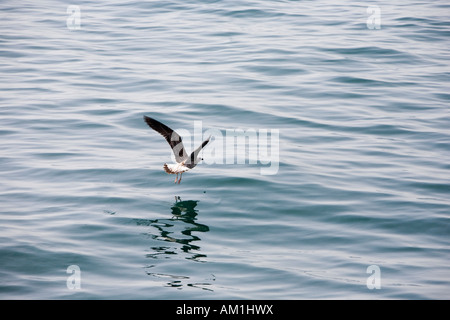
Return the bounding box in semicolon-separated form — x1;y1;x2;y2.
186;136;211;169
143;115;188;163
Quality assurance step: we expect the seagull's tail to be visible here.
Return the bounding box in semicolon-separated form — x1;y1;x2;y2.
163;163;173;174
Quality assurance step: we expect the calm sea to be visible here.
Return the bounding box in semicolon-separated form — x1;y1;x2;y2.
1;0;449;299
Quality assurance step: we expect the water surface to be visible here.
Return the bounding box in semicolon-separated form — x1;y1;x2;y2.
0;0;449;299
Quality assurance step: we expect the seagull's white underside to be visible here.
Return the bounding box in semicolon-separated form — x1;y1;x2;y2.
163;162;191;174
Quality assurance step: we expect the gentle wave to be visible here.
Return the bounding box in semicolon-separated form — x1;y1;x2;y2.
1;0;449;299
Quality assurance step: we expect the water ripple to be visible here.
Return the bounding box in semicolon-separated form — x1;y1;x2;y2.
1;0;449;299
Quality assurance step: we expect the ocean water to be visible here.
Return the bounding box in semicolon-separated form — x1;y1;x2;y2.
1;0;449;299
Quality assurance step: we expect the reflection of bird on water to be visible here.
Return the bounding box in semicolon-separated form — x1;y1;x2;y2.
173;195;197;212
171;196;209;233
139;197;209;262
140;197;212;291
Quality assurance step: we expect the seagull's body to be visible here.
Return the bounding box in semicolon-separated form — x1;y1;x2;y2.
143;115;211;184
163;162;190;175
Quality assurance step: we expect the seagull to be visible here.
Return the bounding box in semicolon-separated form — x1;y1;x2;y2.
143;115;211;184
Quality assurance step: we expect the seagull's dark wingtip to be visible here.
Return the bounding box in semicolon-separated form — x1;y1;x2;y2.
143;115;153;126
203;135;212;147
143;115;165;133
